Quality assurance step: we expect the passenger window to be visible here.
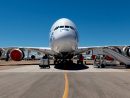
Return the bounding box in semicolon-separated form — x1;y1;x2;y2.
65;26;69;28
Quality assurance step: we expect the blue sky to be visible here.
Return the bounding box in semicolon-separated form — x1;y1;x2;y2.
0;0;130;47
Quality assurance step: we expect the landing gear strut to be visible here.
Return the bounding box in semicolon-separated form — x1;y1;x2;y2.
54;59;73;65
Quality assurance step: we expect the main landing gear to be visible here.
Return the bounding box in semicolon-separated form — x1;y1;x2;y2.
54;59;73;65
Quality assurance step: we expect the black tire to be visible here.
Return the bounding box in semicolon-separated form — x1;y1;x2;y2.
68;60;73;64
54;60;56;65
39;65;42;67
125;65;130;69
77;60;79;64
48;65;50;69
101;64;105;68
39;66;43;69
97;63;100;68
39;65;45;69
98;64;105;68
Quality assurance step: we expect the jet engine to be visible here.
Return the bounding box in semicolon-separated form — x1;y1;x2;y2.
0;48;4;57
110;47;122;53
123;46;130;57
9;49;25;61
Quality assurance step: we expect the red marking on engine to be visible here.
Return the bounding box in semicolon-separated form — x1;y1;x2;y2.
10;50;22;61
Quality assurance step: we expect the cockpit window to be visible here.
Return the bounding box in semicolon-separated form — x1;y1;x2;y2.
65;26;69;28
70;26;75;30
60;26;64;28
54;26;75;31
54;26;59;31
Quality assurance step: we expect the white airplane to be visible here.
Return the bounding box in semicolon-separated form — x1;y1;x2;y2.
0;18;130;67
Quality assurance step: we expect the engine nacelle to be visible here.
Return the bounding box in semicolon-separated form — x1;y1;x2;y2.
123;46;130;57
9;49;24;61
110;47;122;53
0;48;4;57
0;50;3;57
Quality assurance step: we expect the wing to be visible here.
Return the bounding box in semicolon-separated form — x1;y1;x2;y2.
0;47;58;61
76;45;126;55
77;45;130;66
1;47;58;56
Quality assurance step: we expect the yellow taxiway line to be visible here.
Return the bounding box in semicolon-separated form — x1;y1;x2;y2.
62;73;69;98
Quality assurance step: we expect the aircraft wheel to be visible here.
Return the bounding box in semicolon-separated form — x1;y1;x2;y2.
98;64;105;68
77;60;79;64
97;65;100;68
48;65;50;69
68;60;73;64
101;64;105;68
125;65;130;69
39;66;44;69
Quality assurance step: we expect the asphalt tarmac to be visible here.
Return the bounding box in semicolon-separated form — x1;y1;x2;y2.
0;64;130;98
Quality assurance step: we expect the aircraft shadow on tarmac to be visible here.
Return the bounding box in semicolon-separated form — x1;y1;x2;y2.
54;63;89;70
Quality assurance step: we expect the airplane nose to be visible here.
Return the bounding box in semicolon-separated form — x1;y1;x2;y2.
55;29;75;40
53;30;77;52
60;29;69;32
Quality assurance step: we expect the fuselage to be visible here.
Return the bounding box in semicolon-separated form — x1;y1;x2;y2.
49;18;79;53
